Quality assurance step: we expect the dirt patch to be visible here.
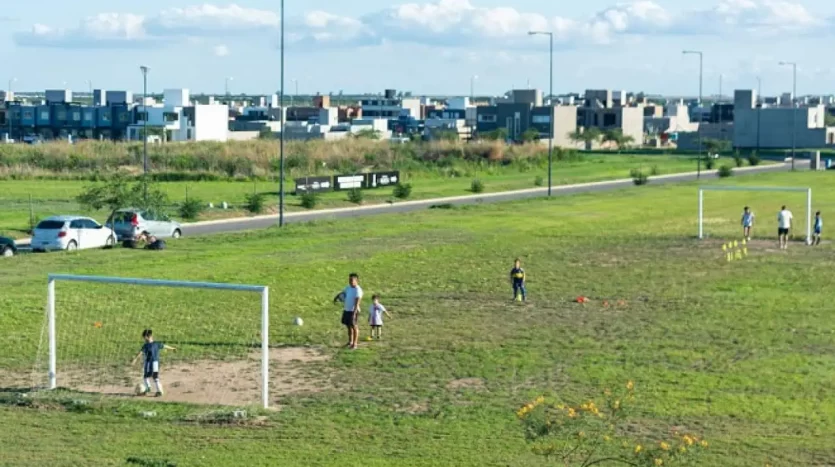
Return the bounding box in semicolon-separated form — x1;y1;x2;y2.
15;347;332;407
446;377;486;392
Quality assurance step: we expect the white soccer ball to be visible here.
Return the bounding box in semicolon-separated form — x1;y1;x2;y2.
134;384;145;395
293;317;304;326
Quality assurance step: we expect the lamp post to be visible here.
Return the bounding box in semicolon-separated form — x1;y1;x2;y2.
778;61;797;171
756;76;762;152
470;75;478;101
140;66;149;201
279;0;286;227
225;77;233;97
528;31;554;197
682;50;703;178
7;77;16;141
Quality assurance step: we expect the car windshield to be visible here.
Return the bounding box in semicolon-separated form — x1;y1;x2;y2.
36;220;65;230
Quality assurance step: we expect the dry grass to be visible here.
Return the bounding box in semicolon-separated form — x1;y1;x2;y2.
0;139;562;179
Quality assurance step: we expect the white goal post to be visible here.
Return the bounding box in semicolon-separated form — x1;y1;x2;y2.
46;274;271;408
698;186;812;243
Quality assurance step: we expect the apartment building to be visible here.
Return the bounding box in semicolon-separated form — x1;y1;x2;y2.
128;89;229;142
577;89;643;146
733;89;835;149
475;89;577;147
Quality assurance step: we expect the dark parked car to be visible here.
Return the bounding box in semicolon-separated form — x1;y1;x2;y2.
1;236;17;257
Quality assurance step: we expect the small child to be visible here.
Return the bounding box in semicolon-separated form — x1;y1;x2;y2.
510;258;526;302
131;329;176;397
368;295;391;340
813;211;823;245
741;206;755;241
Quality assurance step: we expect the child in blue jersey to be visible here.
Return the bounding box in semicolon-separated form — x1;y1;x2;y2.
741;206;755;241
510;258;527;302
813;211;823;245
131;329;176;397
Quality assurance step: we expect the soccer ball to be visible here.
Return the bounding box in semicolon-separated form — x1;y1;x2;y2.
134;384;146;396
293;317;304;326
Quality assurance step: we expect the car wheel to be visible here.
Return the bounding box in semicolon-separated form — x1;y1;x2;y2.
172;229;182;239
1;246;13;257
105;236;115;248
66;240;78;252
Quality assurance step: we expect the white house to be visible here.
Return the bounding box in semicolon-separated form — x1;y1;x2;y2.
129;88;229;142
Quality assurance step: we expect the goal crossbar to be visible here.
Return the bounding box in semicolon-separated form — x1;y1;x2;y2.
46;274;271;408
698;186;812;242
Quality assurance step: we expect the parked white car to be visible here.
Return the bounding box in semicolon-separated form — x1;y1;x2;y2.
31;216;116;252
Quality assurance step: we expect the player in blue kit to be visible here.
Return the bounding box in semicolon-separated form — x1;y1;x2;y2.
510;258;527;302
132;329;176;397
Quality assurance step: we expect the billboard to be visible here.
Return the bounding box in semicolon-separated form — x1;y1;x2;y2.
366;171;399;188
332;171;401;191
294;176;332;194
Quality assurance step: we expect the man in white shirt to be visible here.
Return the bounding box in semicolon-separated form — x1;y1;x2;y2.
340;273;363;350
777;205;793;250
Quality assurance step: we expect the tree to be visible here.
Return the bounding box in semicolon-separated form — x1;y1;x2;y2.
602;129;635;152
520;128;541;143
568;127;601;150
702;138;731;155
825;113;835;127
77;174;170;229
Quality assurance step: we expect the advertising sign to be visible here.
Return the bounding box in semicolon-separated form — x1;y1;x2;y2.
294;176;332;194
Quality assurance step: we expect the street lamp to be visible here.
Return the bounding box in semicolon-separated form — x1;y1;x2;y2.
528;30;554;197
140;66;149;200
7;77;16;140
682;50;703;177
778;61;797;170
279;0;286;227
225;77;234;97
756;76;762;152
470;75;478;101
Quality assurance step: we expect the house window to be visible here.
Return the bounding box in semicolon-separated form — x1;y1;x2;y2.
532;115;551;124
478;114;497;123
136;111;147;121
603;113;617;126
56;110;67;120
72;111;81;121
164;112;179;122
22;110;34;120
40;111;49;120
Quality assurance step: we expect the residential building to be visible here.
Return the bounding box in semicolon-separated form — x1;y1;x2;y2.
475;89;577;147
577;89;643;146
360;89;420;119
128;88;229;142
733;89;835;149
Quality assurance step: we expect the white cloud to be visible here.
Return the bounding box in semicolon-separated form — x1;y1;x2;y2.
12;0;830;50
213;44;230;57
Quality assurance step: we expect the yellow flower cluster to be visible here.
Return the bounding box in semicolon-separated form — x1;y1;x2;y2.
579;400;601;416
516;395;546;418
626;381;635;391
659;441;670;451
654;458;664;466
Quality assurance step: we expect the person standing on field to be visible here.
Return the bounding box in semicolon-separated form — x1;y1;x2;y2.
813;211;823;246
741;206;754;241
341;273;363;350
777;205;793;250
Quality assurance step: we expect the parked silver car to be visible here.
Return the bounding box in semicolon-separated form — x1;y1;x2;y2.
106;209;182;241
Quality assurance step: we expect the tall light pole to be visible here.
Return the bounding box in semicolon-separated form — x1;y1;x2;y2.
529;31;554;197
779;61;797;170
225;77;234;97
470;75;478;101
683;50;703;177
7;77;16;140
140;66;149;201
279;0;286;227
756;76;762;152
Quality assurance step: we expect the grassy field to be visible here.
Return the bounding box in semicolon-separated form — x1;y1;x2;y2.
1;170;833;466
0;154;707;238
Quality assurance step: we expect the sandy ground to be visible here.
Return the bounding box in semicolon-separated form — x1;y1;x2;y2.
6;347;331;407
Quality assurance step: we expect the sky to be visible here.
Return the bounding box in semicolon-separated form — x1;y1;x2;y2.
2;0;835;97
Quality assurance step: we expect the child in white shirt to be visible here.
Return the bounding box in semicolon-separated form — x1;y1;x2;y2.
368;295;392;340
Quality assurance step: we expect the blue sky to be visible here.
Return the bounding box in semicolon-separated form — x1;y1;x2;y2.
2;0;834;97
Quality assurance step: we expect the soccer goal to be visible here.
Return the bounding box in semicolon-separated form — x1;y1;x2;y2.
698;186;812;243
38;274;272;408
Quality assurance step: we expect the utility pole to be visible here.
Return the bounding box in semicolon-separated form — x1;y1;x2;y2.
683;50;704;177
756;77;762;152
528;31;554;196
140;66;149;201
779;61;797;170
279;0;286;227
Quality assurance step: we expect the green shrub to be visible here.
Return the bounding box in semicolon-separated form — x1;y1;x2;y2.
630;168;648;186
393;182;412;199
718;165;733;178
747;153;761;166
347;188;364;204
178;197;204;221
704;157;716;170
470;179;485;193
534;175;544;187
243;193;266;214
650;165;661;176
300;192;318;209
733;154;745;167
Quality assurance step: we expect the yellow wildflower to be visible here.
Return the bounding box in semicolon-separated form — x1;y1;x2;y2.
683;435;694;446
654;459;663;466
603;436;611;442
700;440;709;448
660;442;670;451
679;446;687;453
535;396;545;404
556;404;565;410
567;408;577;418
578;431;585;438
626;381;634;390
634;445;642;454
613;400;621;410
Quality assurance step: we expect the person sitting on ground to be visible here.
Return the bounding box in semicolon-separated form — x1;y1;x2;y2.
144;232;166;251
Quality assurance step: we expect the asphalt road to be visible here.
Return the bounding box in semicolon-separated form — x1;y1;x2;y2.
183;161;804;238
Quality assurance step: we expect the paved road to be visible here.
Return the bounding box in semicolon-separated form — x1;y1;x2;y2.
183;162;804;238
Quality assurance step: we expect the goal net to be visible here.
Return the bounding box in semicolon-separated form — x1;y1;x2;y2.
698;186;812;243
32;274;271;408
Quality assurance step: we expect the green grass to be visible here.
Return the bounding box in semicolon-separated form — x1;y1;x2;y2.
0;154;706;238
1;170;832;466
